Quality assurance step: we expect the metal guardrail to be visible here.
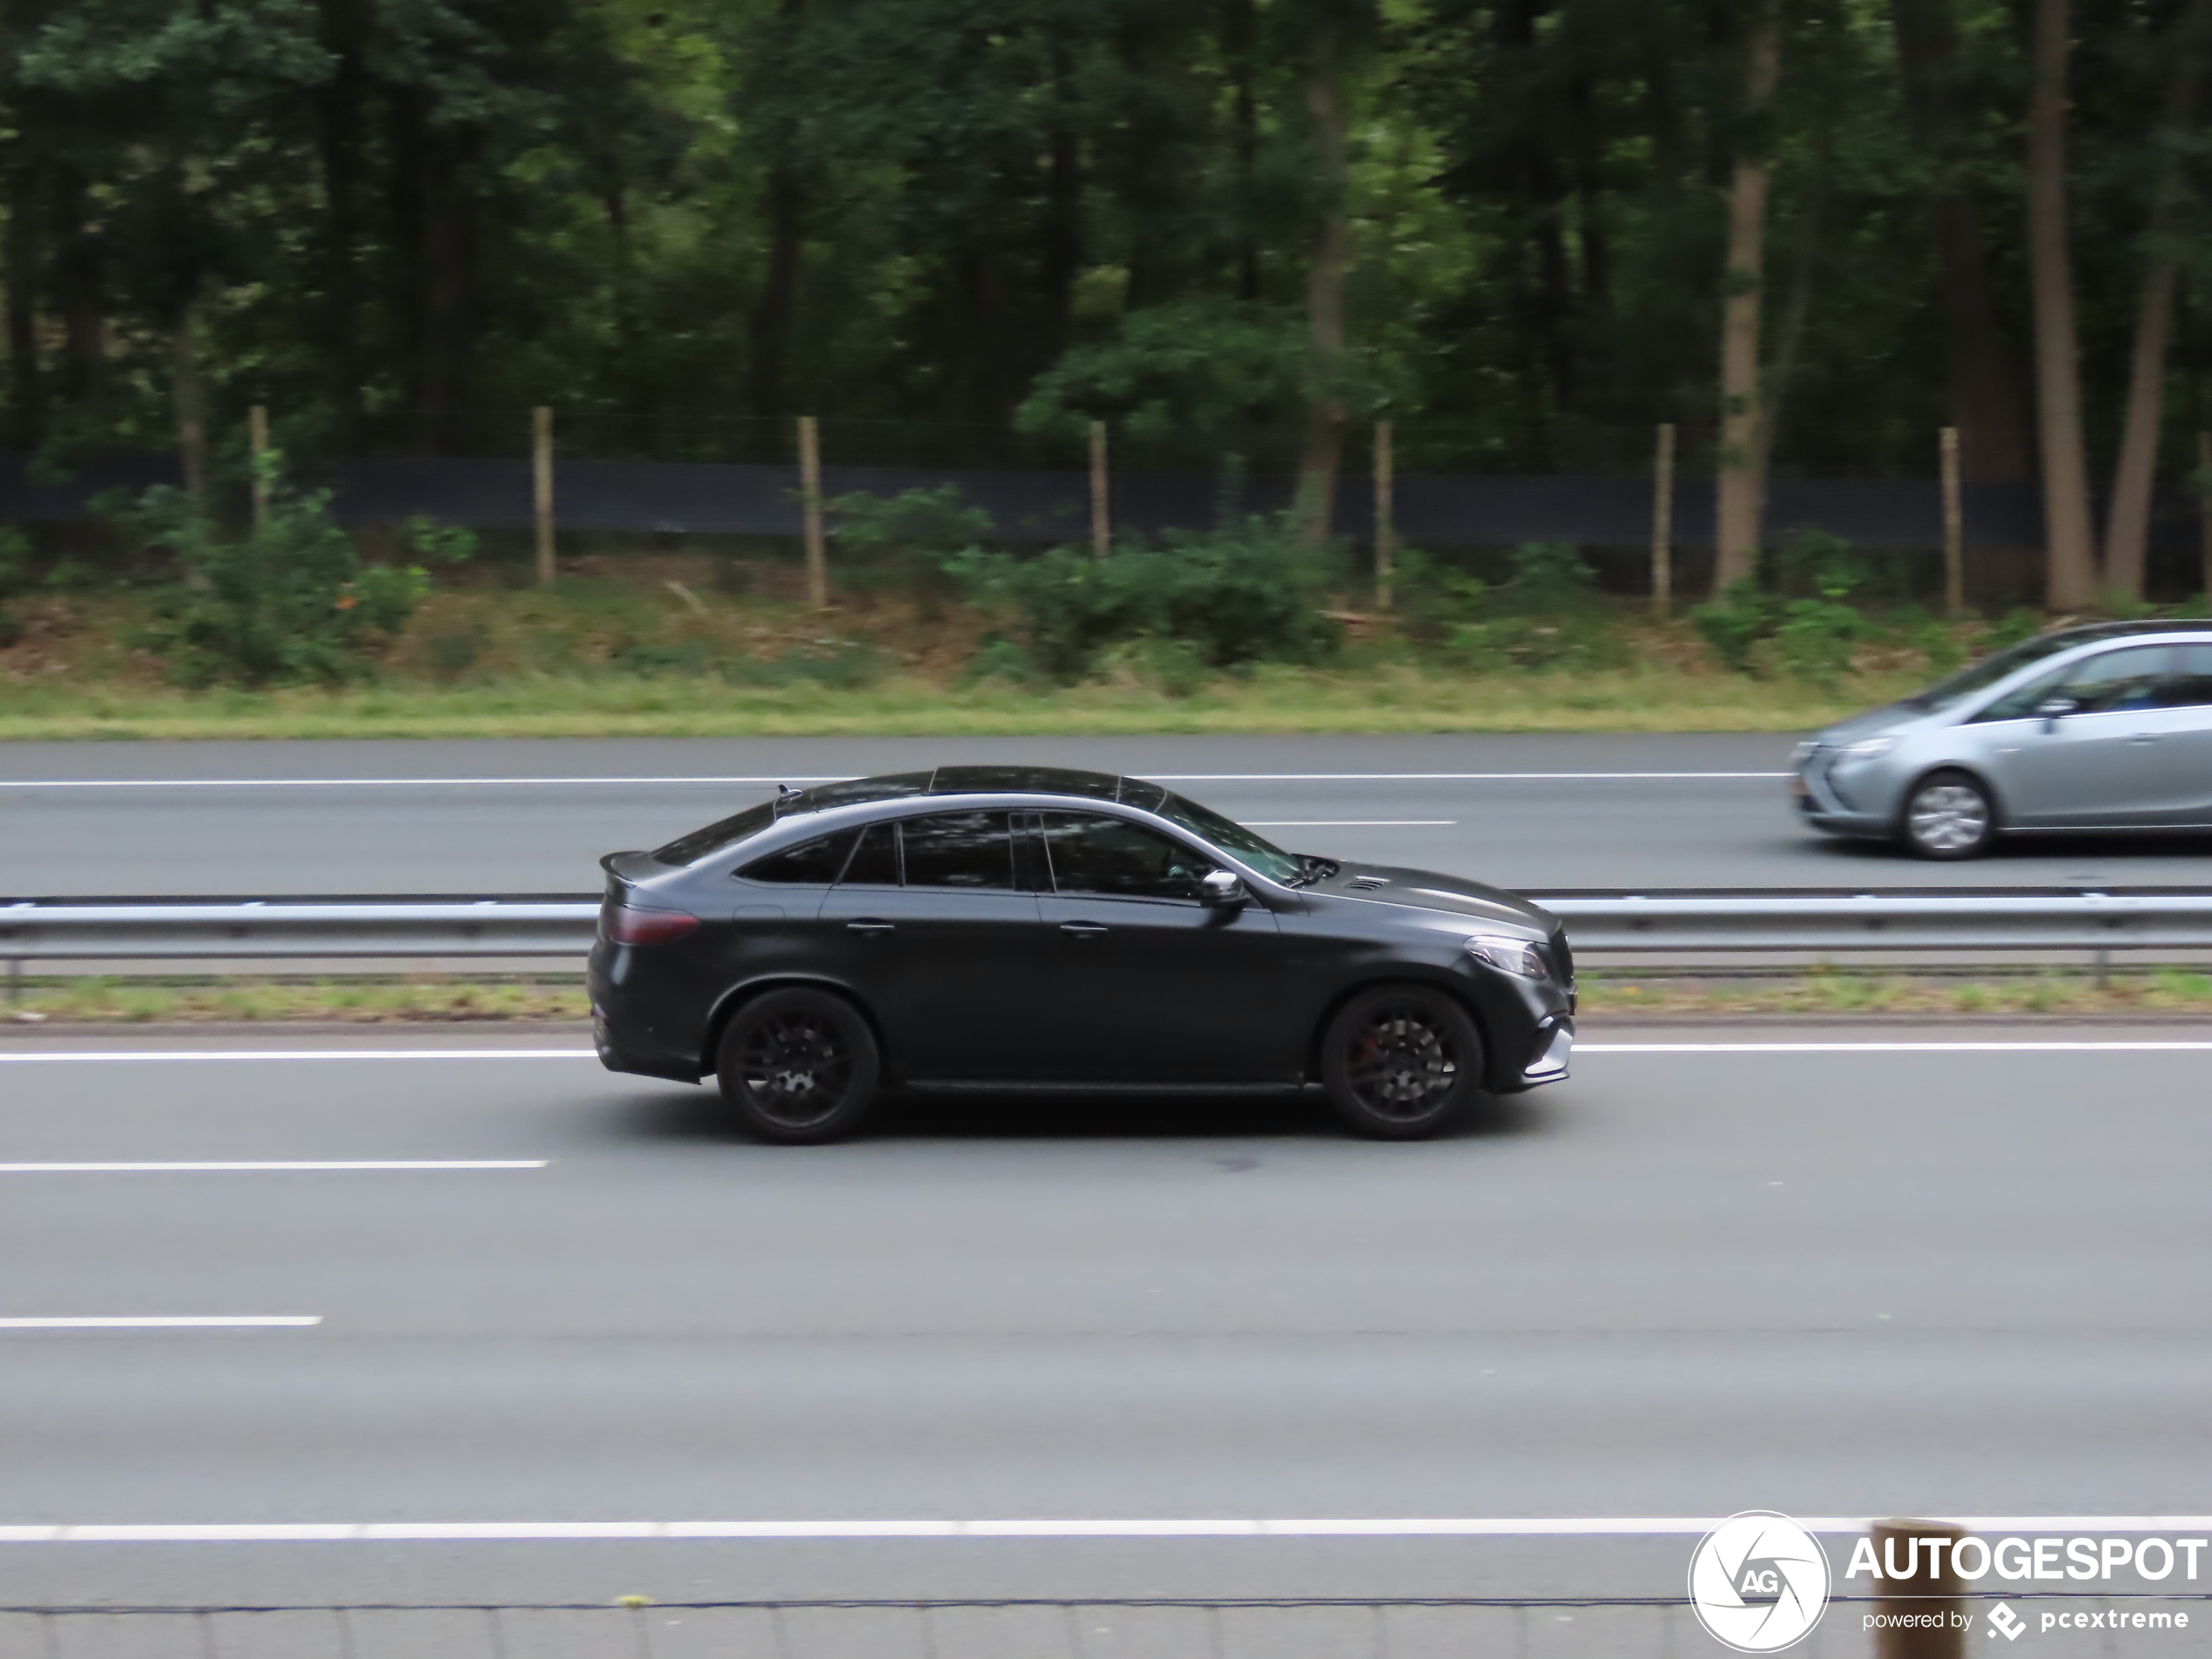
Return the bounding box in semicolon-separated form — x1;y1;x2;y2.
8;888;2212;964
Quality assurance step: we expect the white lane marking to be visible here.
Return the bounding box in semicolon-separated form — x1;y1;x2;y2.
1580;1040;2212;1054
1244;820;1458;827
0;1051;597;1064
3;1515;2206;1543
0;1317;320;1331
0;771;1786;789
0;1161;548;1173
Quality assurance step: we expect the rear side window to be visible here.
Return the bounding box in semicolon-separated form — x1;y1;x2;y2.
838;822;901;886
900;812;1014;889
740;830;858;884
2155;644;2212;709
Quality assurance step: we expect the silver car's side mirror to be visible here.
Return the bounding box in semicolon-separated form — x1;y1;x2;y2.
2036;693;2080;731
1199;870;1248;907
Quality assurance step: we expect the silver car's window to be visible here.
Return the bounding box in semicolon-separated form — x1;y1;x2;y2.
2155;644;2212;709
2056;645;2170;713
1905;631;2094;711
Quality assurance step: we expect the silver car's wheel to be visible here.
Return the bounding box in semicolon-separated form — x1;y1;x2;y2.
1902;770;1996;860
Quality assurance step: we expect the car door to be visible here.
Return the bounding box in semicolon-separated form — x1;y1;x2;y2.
813;811;1049;1081
2145;644;2212;827
1975;644;2177;827
1026;811;1290;1083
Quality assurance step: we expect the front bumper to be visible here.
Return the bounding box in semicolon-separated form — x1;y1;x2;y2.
1791;751;1904;838
1517;1015;1574;1088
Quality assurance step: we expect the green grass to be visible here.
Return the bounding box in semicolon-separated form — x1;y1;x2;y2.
0;661;1924;740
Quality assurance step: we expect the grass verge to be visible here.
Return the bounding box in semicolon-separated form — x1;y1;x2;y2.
7;969;2212;1026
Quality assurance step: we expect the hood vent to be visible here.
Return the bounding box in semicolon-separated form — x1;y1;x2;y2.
1345;875;1389;892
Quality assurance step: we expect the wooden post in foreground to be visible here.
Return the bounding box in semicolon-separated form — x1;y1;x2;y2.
1651;422;1676;615
1939;426;1966;617
531;407;556;586
1373;419;1396;609
1870;1519;1968;1659
1088;421;1110;561
799;415;828;609
248;405;271;530
2199;430;2211;604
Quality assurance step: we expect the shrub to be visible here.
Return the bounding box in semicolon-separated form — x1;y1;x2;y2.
1985;607;2043;652
1689;579;1780;673
949;516;1339;682
830;485;990;619
122;456;472;687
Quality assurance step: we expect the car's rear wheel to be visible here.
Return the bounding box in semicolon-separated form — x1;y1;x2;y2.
1319;986;1484;1140
1901;769;1997;860
717;988;880;1144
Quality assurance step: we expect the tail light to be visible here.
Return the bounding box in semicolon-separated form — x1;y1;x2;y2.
605;906;700;946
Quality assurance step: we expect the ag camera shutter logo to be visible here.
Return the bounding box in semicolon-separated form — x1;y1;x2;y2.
1688;1511;1832;1652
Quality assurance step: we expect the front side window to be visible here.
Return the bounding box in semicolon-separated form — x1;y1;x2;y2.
2056;645;2170;714
1039;813;1215;901
1155;792;1302;883
899;812;1014;889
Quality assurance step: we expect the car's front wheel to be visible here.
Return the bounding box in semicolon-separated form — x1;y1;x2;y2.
717;988;880;1144
1319;986;1484;1140
1900;769;1998;860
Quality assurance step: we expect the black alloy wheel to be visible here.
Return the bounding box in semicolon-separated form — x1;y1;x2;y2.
717;988;881;1144
1900;768;1998;860
1319;986;1484;1140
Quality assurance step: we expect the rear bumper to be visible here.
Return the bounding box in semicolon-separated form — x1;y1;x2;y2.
588;942;706;1083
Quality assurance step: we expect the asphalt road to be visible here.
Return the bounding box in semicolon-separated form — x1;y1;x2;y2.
7;735;2212;896
1;1028;2207;1627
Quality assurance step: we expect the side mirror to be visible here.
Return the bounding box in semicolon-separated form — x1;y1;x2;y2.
1199;870;1248;908
2037;693;2080;730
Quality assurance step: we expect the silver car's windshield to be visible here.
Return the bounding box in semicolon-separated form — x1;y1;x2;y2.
1901;632;2087;712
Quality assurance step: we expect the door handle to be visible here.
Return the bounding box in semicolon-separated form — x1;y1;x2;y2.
2128;734;2160;745
846;919;896;934
1059;921;1109;936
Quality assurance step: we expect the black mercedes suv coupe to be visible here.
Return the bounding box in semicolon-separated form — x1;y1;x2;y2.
590;765;1575;1142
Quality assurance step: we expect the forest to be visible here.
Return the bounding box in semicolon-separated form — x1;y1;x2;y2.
3;0;2211;608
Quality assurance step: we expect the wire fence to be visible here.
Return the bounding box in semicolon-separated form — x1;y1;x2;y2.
3;1595;2206;1659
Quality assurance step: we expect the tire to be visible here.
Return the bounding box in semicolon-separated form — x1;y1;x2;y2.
1318;985;1485;1141
1900;768;1998;860
716;988;881;1144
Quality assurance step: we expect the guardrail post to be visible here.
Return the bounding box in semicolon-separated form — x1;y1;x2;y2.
1651;421;1676;617
1940;426;1965;617
799;415;829;609
1373;418;1395;610
1871;1518;1968;1659
5;958;18;1004
1089;420;1111;562
532;406;556;587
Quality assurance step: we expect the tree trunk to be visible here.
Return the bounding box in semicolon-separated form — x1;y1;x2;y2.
51;171;106;412
316;0;368;449
2101;0;2210;601
1713;3;1782;592
747;0;805;428
1224;0;1260;302
1295;15;1350;547
172;290;208;499
1892;0;2034;485
3;157;40;448
1040;35;1082;372
2027;0;2099;610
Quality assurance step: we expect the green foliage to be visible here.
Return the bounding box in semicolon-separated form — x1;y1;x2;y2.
122;459;470;688
1691;579;1784;675
830;486;991;617
1887;604;1966;677
1499;543;1601;613
950;517;1341;682
1986;609;2045;652
1391;549;1489;643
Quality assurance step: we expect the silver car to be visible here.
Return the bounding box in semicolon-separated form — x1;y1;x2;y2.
1791;621;2212;858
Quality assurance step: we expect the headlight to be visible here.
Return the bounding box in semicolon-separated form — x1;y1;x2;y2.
1467;934;1551;980
1840;735;1898;761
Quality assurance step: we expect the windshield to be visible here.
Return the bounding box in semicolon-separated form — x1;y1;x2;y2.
1901;631;2086;712
651;801;775;866
1156;792;1302;883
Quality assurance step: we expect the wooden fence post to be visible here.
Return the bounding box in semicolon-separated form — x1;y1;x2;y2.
1373;420;1395;609
248;405;271;530
532;407;556;587
1651;422;1676;616
1089;421;1110;561
799;415;828;609
1940;426;1965;617
2199;430;2211;604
